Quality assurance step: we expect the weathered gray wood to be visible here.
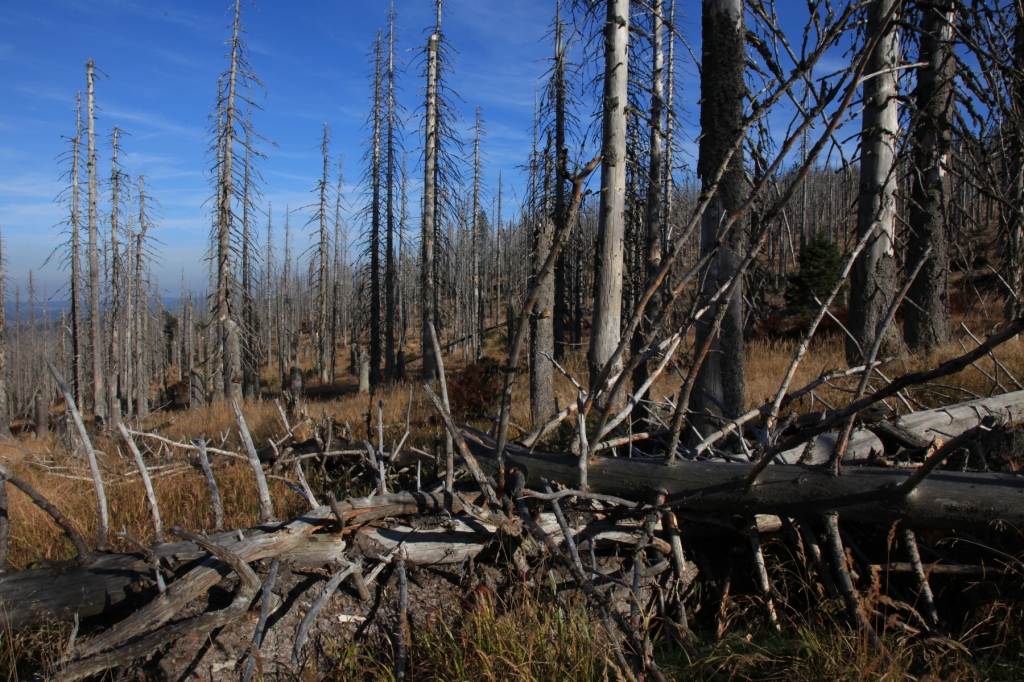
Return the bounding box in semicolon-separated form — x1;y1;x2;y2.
359;517;511;565
0;489;774;630
529;152;555;422
874;562;1003;576
118;423;164;543
35;393;47;436
589;0;629;389
193;437;225;532
86;60;104;423
47;360;109;551
847;0;900;364
233;398;276;523
242;559;279;682
420;8;440;381
292;564;356;668
51;526;261;682
462;429;1024;531
0;532;342;630
0;493;450;629
778;389;1024;465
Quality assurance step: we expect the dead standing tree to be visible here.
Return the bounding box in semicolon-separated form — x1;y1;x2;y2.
59;94;86;412
133;178;156;419
529;132;556;423
384;6;404;386
847;0;902;364
420;3;442;380
690;0;747;437
12;1;1024;680
208;0;266;402
589;0;630;398
366;33;384;389
470;107;485;364
631;0;666;427
904;0;955;351
106;126;126;426
0;229;7;439
240;104;266;399
311;124;333;386
86;59;104;421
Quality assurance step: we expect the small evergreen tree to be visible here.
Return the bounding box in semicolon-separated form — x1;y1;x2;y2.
786;231;843;316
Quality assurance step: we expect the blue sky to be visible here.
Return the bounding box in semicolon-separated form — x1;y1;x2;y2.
0;0;586;298
0;0;858;301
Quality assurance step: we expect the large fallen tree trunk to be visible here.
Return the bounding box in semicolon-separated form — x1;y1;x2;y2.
462;427;1024;531
0;493;778;630
774;389;1024;464
0;492;455;630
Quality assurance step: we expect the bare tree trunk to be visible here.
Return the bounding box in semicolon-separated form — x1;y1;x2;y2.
70;94;85;412
632;0;665;425
530;143;556;423
847;0;901;364
471;108;484;363
106;126;123;427
0;229;8;438
242;108;260;399
215;0;244;402
135;181;151;420
332;165;344;384
691;0;747;435
1004;7;1024;320
385;15;398;385
421;8;441;380
905;0;954;352
124;227;135;417
491;171;499;335
664;1;675;246
317;125;331;386
86;59;105;421
573;197;586;348
370;35;384;388
589;0;630;395
277;211;289;385
552;10;569;362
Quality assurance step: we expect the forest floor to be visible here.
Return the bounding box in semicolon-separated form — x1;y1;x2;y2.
5;306;1024;680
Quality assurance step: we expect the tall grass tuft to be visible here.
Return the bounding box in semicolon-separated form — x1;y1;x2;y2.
319;590;614;681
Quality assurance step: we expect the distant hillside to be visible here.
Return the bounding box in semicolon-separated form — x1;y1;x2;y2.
4;297;184;323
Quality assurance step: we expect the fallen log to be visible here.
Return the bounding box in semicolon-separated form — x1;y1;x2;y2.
873;562;1004;576
0;492;781;630
777;389;1024;465
462;429;1024;531
0;492;454;631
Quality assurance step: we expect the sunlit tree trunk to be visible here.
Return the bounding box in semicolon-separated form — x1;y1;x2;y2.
847;0;901;364
106;126;123;426
86;59;105;421
471;107;484;363
530;141;555;422
632;0;665;424
421;6;441;379
589;0;630;396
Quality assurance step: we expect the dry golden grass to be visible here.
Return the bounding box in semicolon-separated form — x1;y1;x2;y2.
0;438;312;569
4;319;1024;570
318;589;614;682
4;315;1024;679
